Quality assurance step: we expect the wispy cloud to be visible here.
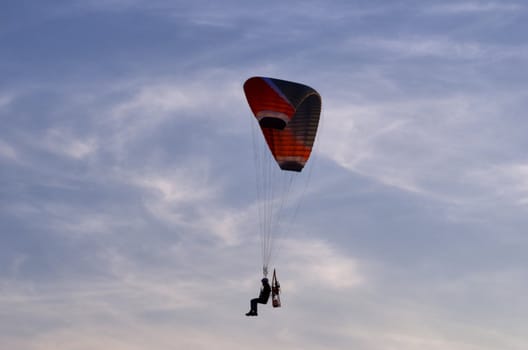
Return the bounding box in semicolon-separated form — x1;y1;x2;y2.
346;36;487;60
469;163;528;206
38;128;98;160
0;93;14;109
123;163;246;245
283;238;364;290
344;35;528;63
426;2;524;14
0;139;18;161
320;77;528;217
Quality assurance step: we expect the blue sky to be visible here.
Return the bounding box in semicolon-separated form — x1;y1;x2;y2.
2;1;528;349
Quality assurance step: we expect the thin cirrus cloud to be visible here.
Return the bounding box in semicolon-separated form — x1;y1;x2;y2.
426;1;523;14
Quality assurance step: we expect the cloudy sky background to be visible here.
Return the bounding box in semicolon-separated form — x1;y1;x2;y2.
2;1;528;349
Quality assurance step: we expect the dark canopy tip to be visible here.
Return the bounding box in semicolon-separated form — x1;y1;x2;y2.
259;117;287;130
279;161;304;172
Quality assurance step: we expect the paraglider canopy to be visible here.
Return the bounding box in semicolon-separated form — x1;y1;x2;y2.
244;77;322;172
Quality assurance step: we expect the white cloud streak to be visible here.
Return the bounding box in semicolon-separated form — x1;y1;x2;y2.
426;2;524;14
39;128;98;160
344;35;528;62
469;163;528;206
280;238;364;291
348;37;487;60
0;139;18;160
124;164;245;245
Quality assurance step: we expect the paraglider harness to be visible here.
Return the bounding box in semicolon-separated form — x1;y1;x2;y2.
271;269;281;308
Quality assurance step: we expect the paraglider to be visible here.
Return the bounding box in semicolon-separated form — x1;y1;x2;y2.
246;277;271;316
243;76;321;315
245;269;281;317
